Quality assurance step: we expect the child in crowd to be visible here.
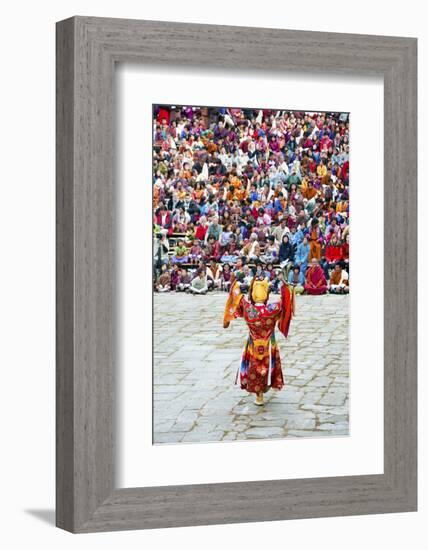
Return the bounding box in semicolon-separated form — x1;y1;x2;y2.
188;238;203;264
287;265;305;295
155;264;171;293
220;263;232;291
176;268;192;292
170;264;181;291
171;239;189;264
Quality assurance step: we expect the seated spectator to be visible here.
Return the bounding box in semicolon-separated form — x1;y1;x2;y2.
195;216;209;241
219;223;234;248
253;261;268;280
220;263;232;291
265;262;276;281
271;218;290;244
155;264;171;293
266;264;280;293
261;235;279;263
319;256;331;281
325;234;343;266
220;234;239;264
240;264;253;293
190;268;209;295
205;217;221;242
295;235;310;276
184;222;195;244
278;234;294;271
176;268;191;292
241;232;261;260
171;239;189;264
188;238;203;264
155;206;172;235
205;235;221;261
288;265;305;295
206;259;223;290
328;263;349;294
172;206;190;233
304;258;328;295
170;264;181;291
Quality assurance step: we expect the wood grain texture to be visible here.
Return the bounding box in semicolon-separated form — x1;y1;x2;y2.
56;16;417;533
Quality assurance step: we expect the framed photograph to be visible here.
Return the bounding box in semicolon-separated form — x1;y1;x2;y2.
56;16;417;533
151;103;351;447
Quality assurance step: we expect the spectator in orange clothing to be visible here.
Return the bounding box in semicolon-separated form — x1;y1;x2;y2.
328;263;349;294
308;218;322;261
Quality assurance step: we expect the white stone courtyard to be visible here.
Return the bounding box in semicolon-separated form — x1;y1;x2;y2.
153;292;349;444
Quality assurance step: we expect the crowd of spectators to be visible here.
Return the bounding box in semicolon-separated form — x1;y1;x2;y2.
153;105;350;296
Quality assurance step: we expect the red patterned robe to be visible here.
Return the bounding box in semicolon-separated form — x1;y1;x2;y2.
224;282;293;394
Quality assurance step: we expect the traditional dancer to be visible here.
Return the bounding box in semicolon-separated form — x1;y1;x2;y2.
223;275;294;406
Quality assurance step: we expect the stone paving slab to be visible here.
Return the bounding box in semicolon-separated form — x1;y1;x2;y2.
154;292;349;444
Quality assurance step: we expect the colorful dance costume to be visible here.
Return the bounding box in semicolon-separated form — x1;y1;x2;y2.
223;278;294;399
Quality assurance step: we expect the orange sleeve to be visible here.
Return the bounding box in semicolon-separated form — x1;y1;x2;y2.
223;279;244;328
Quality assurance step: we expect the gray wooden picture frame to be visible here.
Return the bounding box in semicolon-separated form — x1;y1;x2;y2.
56;16;417;533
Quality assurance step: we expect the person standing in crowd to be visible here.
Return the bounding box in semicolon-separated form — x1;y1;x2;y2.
153;230;170;274
308;218;322;261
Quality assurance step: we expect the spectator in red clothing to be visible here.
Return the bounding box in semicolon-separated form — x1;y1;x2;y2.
155;206;172;235
325;234;343;269
304;258;328;295
195;216;209;241
342;159;349;184
205;235;221;261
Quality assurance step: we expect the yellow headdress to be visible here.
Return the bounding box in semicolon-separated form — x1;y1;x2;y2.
250;278;269;304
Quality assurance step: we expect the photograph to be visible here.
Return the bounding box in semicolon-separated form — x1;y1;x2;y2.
152;105;350;444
